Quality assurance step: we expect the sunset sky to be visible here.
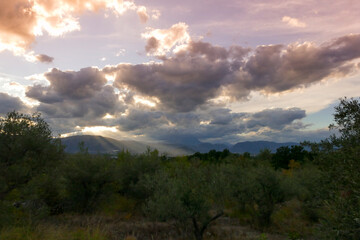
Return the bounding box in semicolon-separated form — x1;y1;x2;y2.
1;0;360;144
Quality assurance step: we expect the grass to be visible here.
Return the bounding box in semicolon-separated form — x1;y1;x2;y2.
0;213;291;240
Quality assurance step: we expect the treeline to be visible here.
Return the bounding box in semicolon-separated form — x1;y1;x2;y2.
0;98;359;240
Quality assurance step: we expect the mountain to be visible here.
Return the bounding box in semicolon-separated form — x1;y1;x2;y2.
230;141;298;154
60;135;192;156
60;135;299;156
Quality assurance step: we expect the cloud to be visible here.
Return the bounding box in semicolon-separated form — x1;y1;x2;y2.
142;22;190;55
118;109;166;132
282;16;306;28
112;106;309;144
26;67;125;121
36;54;54;63
241;34;360;93
0;92;28;114
43;67;107;100
151;10;161;20
107;55;230;112
106;34;360;112
247;108;306;130
0;0;150;60
23;34;360;142
137;6;149;23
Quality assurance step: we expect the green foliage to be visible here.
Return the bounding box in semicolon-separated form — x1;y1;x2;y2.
144;163;229;240
257;233;268;240
62;153;118;213
271;199;311;238
22;171;66;215
307;97;360;239
0;111;63;200
117;148;161;199
330;97;360;142
3;106;360;239
189;149;233;163
249;167;287;228
271;145;307;169
256;148;272;162
228;163;289;229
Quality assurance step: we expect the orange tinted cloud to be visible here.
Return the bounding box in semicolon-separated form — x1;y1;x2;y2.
142;22;190;56
0;0;149;60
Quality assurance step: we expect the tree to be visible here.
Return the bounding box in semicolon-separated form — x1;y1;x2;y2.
271;145;306;169
0;111;63;200
231;166;286;228
62;153;118;213
144;163;229;240
330;97;360;142
311;97;360;239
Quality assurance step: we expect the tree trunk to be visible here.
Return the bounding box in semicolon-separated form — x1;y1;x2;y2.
192;217;203;240
192;211;224;240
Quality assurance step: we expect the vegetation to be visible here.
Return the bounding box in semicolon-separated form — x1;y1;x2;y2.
0;97;359;239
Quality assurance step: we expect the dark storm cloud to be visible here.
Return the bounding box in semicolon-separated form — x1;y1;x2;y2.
107;34;360;113
247;108;306;130
118;109;166;132
26;84;62;103
26;68;125;121
36;85;122;119
0;92;28;114
107;56;231;112
113;106;307;143
242;34;360;92
35;54;54;63
44;67;107;100
184;41;250;61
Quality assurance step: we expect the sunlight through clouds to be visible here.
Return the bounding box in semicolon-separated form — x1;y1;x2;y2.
0;0;152;61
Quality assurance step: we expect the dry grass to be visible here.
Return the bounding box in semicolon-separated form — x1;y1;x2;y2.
0;213;291;240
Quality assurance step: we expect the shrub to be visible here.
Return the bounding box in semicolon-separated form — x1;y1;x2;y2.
62;153;118;213
143;163;230;240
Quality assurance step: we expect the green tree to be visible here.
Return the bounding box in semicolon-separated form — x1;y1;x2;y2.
117;148;161;200
310;97;360;239
238;166;286;228
0;111;63;200
271;145;306;169
330;97;360;143
144;163;229;240
62;153;118;213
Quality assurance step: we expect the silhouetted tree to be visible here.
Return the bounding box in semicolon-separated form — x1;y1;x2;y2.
0;111;63;200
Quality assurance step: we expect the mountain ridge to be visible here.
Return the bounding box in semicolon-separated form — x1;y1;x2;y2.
60;135;299;155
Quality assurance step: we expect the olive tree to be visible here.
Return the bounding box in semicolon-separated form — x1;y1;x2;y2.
0;111;63;200
315;97;360;239
143;163;230;240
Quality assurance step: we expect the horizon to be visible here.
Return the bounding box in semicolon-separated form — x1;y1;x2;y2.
59;133;300;144
1;0;360;145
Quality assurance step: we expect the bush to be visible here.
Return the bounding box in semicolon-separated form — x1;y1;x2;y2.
0;111;63;201
117;148;161;200
230;165;287;229
143;162;230;240
62;153;118;213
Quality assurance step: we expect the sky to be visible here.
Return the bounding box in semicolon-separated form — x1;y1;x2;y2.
0;0;360;144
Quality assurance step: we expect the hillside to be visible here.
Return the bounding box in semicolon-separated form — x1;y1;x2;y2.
61;135;298;155
230;141;298;154
60;135;193;156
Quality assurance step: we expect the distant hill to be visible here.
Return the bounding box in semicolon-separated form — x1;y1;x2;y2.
61;135;298;156
60;135;192;156
230;141;298;154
